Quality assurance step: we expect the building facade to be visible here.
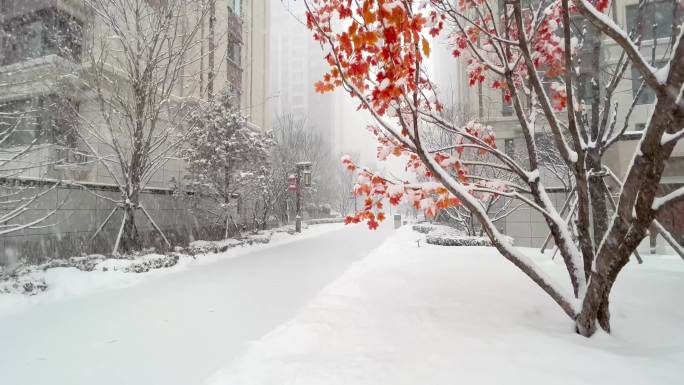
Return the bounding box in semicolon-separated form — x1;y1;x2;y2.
440;0;683;249
270;0;336;150
0;0;272;262
0;0;270;187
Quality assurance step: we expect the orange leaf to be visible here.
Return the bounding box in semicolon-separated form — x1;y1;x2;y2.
422;37;430;57
362;2;376;24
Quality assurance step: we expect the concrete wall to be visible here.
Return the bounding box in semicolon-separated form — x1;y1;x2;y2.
0;184;220;266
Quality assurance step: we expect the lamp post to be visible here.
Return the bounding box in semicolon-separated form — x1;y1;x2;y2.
294;161;312;233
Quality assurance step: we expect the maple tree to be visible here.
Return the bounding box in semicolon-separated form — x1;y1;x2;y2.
303;0;684;337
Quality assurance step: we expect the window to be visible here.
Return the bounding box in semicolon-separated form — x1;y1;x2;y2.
43;11;83;62
228;0;241;15
0;9;83;66
0;99;43;147
626;1;681;41
504;138;515;157
631;61;666;104
501;92;513;116
0;96;79;149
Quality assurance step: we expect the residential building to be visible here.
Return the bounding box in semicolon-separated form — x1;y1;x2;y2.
442;0;683;248
270;0;336;150
0;0;271;187
0;0;272;261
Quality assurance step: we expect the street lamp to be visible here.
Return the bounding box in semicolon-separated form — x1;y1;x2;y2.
294;161;312;233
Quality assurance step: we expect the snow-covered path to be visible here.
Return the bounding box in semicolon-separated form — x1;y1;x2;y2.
0;224;392;385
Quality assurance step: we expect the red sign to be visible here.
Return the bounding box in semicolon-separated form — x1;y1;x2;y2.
287;175;298;192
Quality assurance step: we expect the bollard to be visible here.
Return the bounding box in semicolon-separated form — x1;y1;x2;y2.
394;214;401;229
295;215;302;233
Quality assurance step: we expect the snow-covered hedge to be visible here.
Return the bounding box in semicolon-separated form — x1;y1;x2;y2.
305;217;344;225
187;232;272;255
0;253;185;295
122;254;180;273
412;223;439;234
426;233;493;247
412;222;503;247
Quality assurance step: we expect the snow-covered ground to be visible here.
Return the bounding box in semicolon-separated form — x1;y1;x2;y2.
0;223;346;318
0;223;392;385
209;226;684;385
2;223;682;385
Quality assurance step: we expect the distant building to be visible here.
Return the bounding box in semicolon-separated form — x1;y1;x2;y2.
270;1;335;150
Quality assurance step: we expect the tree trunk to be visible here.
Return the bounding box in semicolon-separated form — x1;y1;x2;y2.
575;223;644;336
576;88;683;336
120;204;141;253
587;150;610;249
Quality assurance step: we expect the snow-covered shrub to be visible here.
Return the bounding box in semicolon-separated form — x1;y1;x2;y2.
412;223;438;234
426;233;493;247
186;231;274;255
0;266;48;295
306;218;344;225
123;254;180;273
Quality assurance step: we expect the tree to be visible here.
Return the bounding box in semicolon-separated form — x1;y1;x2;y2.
303;0;684;336
182;89;273;234
74;0;210;254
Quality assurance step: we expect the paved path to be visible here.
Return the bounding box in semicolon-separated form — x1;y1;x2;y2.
0;224;392;385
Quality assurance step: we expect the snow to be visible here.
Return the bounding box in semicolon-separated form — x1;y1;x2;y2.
652;186;684;210
2;224;683;385
0;223;346;319
0;223;393;385
208;227;684;385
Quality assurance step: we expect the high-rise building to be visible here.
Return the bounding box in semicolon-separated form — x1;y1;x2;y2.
270;0;335;149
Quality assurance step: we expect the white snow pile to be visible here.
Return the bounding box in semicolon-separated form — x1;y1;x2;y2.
208;227;684;385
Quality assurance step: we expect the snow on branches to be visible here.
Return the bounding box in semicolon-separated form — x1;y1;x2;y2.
183;90;273;206
342;122;507;230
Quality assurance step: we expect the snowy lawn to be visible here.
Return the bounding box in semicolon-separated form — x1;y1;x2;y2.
0;223;346;318
209;226;684;385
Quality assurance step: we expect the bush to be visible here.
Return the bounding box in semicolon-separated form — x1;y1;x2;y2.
412;222;505;247
426;233;492;247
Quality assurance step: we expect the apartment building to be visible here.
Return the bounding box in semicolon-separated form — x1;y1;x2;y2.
437;0;684;248
0;0;270;188
270;0;336;149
